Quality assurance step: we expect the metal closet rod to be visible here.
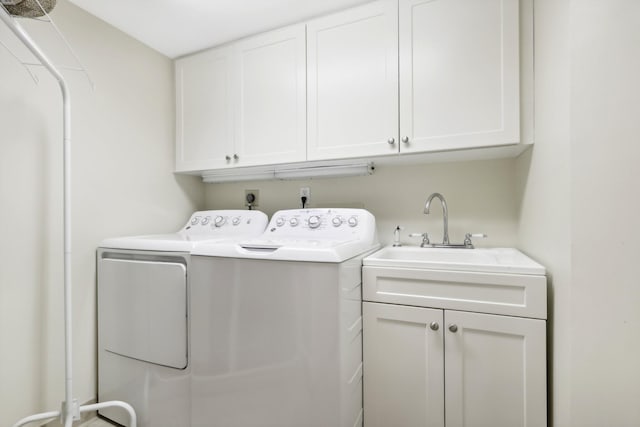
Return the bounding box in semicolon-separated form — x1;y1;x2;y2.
0;5;135;427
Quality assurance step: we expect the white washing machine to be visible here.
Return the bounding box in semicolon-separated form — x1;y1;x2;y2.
190;208;379;427
97;210;268;427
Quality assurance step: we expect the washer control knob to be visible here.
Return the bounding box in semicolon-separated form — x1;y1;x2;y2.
348;216;358;227
191;217;200;225
289;218;299;227
308;215;321;229
232;216;241;226
332;216;343;227
214;216;226;227
276;217;286;227
201;216;211;226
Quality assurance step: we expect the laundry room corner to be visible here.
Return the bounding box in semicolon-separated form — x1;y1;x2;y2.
0;1;204;425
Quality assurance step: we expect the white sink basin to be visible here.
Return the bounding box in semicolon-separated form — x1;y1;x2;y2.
363;246;545;275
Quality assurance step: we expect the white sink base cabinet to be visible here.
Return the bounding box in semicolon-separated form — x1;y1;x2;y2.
364;303;444;427
362;266;547;427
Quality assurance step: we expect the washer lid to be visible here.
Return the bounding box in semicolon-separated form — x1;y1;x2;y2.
193;208;380;262
195;239;381;262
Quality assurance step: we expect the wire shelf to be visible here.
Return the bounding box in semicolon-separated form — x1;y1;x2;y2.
0;0;93;88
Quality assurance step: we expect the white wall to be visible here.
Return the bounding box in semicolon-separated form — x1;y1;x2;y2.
0;1;202;425
516;0;572;425
204;158;520;247
569;1;640;425
518;1;640;426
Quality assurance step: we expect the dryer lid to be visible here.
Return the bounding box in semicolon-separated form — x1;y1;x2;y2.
99;210;268;252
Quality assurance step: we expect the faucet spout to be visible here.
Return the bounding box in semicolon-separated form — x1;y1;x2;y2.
424;193;449;245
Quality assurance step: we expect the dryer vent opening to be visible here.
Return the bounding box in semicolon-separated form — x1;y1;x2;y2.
1;0;56;18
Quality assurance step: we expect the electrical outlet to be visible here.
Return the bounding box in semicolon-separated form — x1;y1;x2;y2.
300;187;310;208
245;189;259;208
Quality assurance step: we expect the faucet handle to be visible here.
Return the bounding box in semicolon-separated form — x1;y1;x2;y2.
409;232;430;247
464;233;487;248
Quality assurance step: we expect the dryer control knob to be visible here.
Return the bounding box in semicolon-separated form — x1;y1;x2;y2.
309;215;321;229
201;216;211;226
290;218;299;227
332;216;343;227
191;217;200;225
214;216;226;227
276;217;286;227
348;216;358;227
232;216;241;226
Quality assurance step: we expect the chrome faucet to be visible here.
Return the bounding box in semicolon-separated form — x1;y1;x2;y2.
424;193;449;245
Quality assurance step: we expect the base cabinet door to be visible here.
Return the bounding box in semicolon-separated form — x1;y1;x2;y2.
363;305;547;427
444;311;547;427
363;302;445;427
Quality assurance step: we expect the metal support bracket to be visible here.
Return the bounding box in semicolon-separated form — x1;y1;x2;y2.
60;399;80;423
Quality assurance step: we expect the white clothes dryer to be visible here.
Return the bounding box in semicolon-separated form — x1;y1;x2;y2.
190;208;379;427
97;210;268;427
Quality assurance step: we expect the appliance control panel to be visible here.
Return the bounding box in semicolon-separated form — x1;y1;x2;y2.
181;210;268;236
266;209;376;241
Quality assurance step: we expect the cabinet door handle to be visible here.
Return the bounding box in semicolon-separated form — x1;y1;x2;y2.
233;154;239;160
387;137;395;145
429;321;439;331
448;324;458;333
225;155;231;161
402;136;409;144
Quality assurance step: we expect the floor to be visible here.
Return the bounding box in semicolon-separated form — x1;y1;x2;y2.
78;418;116;427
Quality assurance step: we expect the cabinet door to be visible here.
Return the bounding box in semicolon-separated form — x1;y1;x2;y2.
399;0;520;152
363;302;444;427
307;0;399;161
444;310;546;427
233;24;307;167
175;46;234;171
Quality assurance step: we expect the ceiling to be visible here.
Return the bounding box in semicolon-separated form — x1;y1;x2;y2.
67;0;372;58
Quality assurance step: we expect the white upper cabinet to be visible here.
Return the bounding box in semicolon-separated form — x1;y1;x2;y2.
176;0;529;174
175;25;306;172
233;24;307;166
307;0;399;161
399;0;520;152
308;0;522;161
175;46;233;172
